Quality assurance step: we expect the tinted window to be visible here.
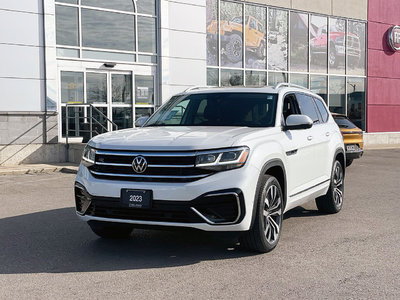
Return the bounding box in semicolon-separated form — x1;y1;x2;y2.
333;116;357;129
314;97;329;122
296;94;320;123
146;93;278;127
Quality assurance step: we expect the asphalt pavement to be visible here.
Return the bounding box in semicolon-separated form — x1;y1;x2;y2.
0;149;399;299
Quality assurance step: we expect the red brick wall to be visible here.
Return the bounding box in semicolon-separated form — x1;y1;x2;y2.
368;0;400;132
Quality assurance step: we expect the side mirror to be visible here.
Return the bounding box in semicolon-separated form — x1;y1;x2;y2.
135;116;149;127
284;115;313;130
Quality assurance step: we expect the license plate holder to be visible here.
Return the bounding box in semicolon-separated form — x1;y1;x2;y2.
346;144;358;152
121;189;152;209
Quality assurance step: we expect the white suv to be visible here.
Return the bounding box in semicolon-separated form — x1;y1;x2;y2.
75;84;345;252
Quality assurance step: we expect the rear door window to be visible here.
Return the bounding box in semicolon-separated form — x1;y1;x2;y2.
296;93;320;124
314;97;329;123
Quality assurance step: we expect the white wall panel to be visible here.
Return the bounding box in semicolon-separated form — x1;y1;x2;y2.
166;2;206;33
165;29;206;60
0;44;44;79
0;0;43;14
0;78;43;111
0;10;43;46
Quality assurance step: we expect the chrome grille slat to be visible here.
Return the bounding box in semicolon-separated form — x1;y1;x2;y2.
90;170;209;179
96;150;197;157
91;149;212;182
95;162;195;168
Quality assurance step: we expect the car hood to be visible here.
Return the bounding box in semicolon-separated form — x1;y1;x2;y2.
89;126;269;151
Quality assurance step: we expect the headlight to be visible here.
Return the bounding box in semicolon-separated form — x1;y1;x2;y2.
195;147;249;171
82;145;96;167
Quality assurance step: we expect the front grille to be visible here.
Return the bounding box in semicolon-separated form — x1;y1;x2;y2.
89;149;214;182
86;198;204;223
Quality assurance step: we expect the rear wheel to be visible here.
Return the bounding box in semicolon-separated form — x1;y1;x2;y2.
240;175;283;253
316;160;344;214
88;221;133;239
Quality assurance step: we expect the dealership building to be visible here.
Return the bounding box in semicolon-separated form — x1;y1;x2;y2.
0;0;399;165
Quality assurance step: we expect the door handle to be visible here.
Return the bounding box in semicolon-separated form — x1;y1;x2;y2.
307;136;313;141
326;132;330;137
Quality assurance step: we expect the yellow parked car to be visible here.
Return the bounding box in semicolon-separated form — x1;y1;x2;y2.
332;113;363;167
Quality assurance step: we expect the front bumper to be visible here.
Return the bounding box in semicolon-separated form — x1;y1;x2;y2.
75;163;259;231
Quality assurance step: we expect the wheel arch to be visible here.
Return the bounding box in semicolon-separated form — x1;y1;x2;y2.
334;148;346;176
250;158;287;229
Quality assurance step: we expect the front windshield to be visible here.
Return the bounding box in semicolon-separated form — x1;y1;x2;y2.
145;92;278;127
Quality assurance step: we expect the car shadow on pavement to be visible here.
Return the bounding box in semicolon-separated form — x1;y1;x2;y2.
0;207;255;274
283;206;323;220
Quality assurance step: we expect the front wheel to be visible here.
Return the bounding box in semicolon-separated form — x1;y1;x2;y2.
88;221;133;239
240;175;283;253
315;160;344;214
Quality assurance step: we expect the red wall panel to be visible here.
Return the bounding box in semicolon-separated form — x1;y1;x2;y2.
368;0;400;132
367;106;400;133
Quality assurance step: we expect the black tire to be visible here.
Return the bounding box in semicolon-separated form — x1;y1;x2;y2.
240;175;284;253
346;159;353;167
88;221;133;239
315;160;344;214
225;34;243;63
256;42;265;59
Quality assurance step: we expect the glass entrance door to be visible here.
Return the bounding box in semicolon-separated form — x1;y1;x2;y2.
86;71;132;131
60;68;156;139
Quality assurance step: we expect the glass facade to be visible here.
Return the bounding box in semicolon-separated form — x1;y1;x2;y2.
206;0;367;130
55;0;157;63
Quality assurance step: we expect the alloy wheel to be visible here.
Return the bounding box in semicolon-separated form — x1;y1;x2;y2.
333;162;344;208
263;184;282;244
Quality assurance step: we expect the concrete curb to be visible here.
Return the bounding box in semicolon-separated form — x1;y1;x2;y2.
0;164;79;176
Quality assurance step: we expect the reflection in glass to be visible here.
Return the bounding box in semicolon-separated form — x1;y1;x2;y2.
113;107;133;130
310;15;328;73
135;107;154;122
220;1;243;68
329;76;346;114
347;77;365;130
82;9;135;51
310;75;327;103
82;0;134;12
290;74;308;88
245;5;266;69
91;107;108;134
62;106;84;137
268;72;287;86
82;50;136;62
56;0;78;4
329;18;346;74
138;55;157;64
56;5;79;46
221;69;243;86
206;0;218;66
246;71;266;86
135;75;154;105
290;12;308;72
112;74;132;104
57;48;79;58
138;17;157;53
86;73;107;104
61;71;83;103
207;68;219;86
268;9;288;71
347;21;366;76
137;0;156;15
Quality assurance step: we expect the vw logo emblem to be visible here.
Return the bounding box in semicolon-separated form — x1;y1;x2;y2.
132;156;148;173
